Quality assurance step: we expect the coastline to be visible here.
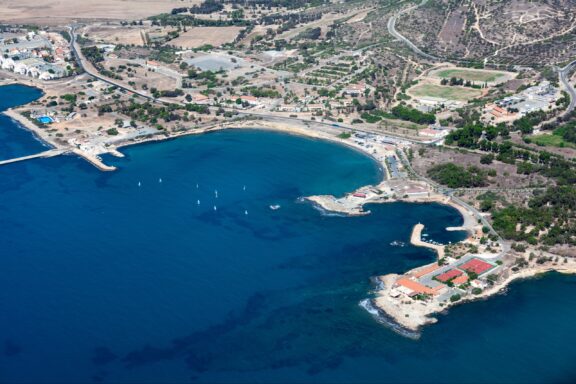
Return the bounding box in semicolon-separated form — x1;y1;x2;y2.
371;260;576;334
4;83;576;339
3;109;55;150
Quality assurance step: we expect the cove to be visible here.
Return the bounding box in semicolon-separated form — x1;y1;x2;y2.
0;125;575;383
0;84;48;161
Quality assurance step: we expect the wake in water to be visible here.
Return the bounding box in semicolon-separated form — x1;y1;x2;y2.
297;197;349;217
359;277;420;339
358;299;420;340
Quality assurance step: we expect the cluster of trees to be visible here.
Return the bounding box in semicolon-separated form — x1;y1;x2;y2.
149;47;177;64
189;0;224;14
242;86;280;98
553;120;576;144
81;46;104;63
150;13;249;27
445;122;510;147
427;163;490;188
440;77;483;88
391;105;436;125
108;101;210;127
492;186;576;245
512;110;549;134
297;27;321;41
157;89;184;98
448;116;576;245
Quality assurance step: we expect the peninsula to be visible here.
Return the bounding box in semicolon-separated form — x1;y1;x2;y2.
1;0;576;338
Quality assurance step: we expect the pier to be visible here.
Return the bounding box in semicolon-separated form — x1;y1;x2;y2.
0;149;67;166
410;223;445;259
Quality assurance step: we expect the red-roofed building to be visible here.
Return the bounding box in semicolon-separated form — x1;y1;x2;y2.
452;274;469;285
435;269;463;283
396;277;445;296
491;106;508;117
460;258;494;275
411;263;441;278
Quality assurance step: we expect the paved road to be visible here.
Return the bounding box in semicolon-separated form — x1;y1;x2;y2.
70;25;159;103
395;148;506;243
558;59;576;116
387;0;439;61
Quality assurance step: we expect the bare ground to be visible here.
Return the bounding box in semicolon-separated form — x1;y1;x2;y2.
0;0;201;24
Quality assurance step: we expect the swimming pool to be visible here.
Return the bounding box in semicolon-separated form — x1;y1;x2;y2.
37;116;53;124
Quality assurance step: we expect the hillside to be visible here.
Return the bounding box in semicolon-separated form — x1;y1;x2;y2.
395;0;576;65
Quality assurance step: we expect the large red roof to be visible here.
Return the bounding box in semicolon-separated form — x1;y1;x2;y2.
460;258;494;275
436;269;463;283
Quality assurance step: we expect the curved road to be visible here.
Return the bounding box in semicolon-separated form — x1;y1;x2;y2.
558;59;576;116
70;25;159;103
387;0;439;61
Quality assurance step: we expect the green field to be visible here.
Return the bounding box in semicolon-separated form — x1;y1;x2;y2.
409;84;482;101
529;134;576;148
435;68;507;83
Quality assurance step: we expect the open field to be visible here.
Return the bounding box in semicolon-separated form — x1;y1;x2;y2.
434;68;512;83
0;0;201;24
529;133;576;148
166;27;243;49
86;26;146;45
409;83;483;101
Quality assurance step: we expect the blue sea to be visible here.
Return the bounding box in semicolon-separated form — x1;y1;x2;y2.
0;84;48;161
1;85;576;383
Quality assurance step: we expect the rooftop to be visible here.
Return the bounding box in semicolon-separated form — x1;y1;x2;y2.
460;258;494;275
435;269;463;283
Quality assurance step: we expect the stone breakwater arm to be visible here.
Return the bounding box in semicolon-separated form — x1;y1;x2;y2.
410;223;444;259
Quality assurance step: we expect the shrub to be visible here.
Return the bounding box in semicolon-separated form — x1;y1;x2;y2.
450;294;461;302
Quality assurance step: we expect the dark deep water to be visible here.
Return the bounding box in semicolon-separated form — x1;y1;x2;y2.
1;85;576;383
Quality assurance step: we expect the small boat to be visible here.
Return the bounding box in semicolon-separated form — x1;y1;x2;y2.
244;210;248;215
196;183;199;189
159;178;162;183
214;205;217;211
270;204;281;210
138;181;141;187
215;190;218;199
197;200;200;205
243;185;246;191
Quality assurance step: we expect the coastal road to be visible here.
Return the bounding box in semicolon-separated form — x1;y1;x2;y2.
558;59;576;116
395;148;505;243
69;25;158;103
70;23;449;150
70;24;434;149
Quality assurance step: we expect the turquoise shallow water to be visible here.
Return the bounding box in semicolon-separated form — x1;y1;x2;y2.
1;85;576;383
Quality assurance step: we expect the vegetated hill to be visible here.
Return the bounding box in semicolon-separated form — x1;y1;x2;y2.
395;0;576;66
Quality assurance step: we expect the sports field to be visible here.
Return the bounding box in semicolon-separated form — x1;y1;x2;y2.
435;68;509;83
409;84;482;101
